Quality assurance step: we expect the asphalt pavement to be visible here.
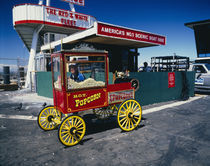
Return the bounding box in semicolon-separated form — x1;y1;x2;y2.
0;90;210;166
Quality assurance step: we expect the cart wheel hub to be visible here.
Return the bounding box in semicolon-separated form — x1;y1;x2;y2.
128;112;133;118
70;127;77;135
48;115;54;122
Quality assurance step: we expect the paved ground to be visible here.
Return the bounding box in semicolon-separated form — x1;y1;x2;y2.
0;90;210;166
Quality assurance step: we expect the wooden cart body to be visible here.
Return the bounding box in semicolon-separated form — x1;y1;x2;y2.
52;50;135;114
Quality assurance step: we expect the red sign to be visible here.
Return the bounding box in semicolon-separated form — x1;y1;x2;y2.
67;88;107;113
168;72;175;88
97;23;166;45
62;0;85;6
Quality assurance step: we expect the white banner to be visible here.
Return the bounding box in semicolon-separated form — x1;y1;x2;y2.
61;0;85;6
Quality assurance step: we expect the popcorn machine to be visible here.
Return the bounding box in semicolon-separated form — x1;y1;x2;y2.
38;49;142;146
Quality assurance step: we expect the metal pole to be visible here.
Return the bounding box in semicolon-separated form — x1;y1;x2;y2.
46;0;51;6
69;3;75;12
17;57;20;89
38;0;43;5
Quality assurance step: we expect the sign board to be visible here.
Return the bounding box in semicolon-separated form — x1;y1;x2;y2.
45;6;94;28
67;89;107;113
13;4;95;29
108;90;134;104
168;72;175;88
61;0;85;6
97;23;166;45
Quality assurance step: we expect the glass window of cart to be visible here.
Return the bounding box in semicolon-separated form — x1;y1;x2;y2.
66;55;106;90
52;56;61;89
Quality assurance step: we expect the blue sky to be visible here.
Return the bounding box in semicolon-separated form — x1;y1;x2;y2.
0;0;210;66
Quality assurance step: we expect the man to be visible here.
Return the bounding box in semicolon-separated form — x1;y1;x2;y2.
69;65;85;82
142;62;151;72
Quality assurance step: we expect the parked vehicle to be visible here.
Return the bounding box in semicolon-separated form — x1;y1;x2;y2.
191;63;210;89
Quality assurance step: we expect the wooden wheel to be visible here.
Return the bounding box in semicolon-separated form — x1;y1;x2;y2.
117;99;142;131
93;106;115;119
58;115;86;146
38;106;61;131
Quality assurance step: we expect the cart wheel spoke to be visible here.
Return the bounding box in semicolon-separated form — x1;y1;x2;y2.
61;131;69;134
76;122;83;128
128;119;131;129
117;99;142;131
76;127;84;131
119;117;127;123
130;119;134;128
64;135;70;142
121;118;128;127
125;120;129;128
132;117;137;124
119;111;126;115
119;114;126;118
58;115;86;146
67;119;72;128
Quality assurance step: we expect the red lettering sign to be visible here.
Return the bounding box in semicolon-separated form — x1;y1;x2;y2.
61;0;85;6
97;23;166;45
168;72;175;88
108;90;134;104
45;7;90;28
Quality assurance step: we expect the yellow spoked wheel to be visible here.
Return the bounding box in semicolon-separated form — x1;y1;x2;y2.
38;106;61;131
93;106;115;119
58;115;86;146
117;99;142;131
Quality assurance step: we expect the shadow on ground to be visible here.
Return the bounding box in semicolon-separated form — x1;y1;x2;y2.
83;114;145;136
195;90;210;95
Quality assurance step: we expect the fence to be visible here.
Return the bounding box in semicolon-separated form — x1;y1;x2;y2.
36;71;195;106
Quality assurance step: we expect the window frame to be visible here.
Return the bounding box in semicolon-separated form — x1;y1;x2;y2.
51;54;63;91
64;53;108;92
193;65;207;74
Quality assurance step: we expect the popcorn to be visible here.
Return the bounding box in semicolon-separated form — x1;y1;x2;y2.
68;78;105;89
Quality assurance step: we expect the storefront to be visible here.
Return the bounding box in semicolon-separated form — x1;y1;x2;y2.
13;3;166;76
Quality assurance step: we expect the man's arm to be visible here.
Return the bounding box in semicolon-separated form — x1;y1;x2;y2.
78;73;85;82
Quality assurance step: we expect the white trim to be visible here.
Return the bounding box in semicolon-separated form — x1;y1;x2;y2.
143;96;204;115
0;114;37;121
196;57;210;60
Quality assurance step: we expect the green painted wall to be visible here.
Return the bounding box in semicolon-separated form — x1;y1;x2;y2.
129;71;195;106
36;72;53;98
36;71;195;106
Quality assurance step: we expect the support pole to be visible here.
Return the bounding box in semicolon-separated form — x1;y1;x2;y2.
38;0;43;5
17;57;20;89
25;25;44;88
69;3;75;12
46;0;51;6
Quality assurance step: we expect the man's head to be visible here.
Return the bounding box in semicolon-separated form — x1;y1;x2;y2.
144;62;148;67
70;65;78;74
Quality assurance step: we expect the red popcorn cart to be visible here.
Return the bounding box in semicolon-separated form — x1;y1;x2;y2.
38;49;142;146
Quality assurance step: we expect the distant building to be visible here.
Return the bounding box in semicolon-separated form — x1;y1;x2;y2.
185;19;210;63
